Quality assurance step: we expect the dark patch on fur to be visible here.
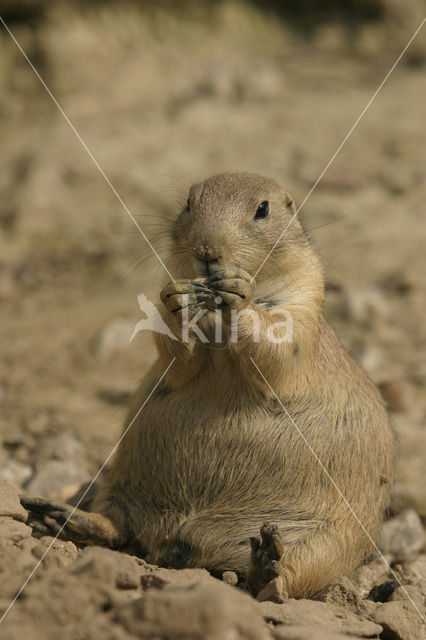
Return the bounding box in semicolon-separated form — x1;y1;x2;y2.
163;540;195;569
155;383;172;398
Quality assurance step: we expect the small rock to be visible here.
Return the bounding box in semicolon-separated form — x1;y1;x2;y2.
344;287;390;326
314;575;362;611
370;599;424;640
71;547;141;590
222;570;239;586
350;555;392;598
1;425;25;448
24;410;50;436
98;383;134;406
380;271;413;296
0;478;28;522
256;576;287;603
116;579;270;640
37;433;85;463
391;485;426;520
403;555;426;580
140;566;214;591
115;559;141;590
27;460;90;500
0;516;32;543
32;537;79;566
398;556;426;597
378;381;406;412
92;317;135;360
0;458;32;490
410;362;426;386
380;510;424;557
358;345;384;374
236;64;284;102
258;599;382;637
389;584;424;607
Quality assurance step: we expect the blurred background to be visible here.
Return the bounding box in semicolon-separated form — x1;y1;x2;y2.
0;1;424;515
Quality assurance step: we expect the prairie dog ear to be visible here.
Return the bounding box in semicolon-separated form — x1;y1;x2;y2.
282;191;295;210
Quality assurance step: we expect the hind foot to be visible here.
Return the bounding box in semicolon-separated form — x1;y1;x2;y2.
21;496;121;548
247;522;286;601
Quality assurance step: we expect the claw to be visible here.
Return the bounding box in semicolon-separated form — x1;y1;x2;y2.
43;515;63;535
250;536;261;553
21;496;65;513
30;521;51;536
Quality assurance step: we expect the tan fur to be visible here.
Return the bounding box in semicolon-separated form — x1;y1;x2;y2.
33;173;397;598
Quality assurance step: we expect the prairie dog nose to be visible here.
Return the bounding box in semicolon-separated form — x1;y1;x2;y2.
193;244;222;263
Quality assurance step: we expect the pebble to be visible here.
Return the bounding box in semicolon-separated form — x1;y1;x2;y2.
389;584;424;606
256;576;287;603
343;287;390;326
358;345;384;374
0;516;32;543
140;567;215;591
0;478;28;522
27;459;90;499
314;575;362;611
0;458;32;489
222;570;239;586
98;383;134;406
380;271;413;296
116;579;270;640
71;547;141;590
258;598;383;637
350;555;391;599
1;424;26;447
391;485;426;519
37;432;85;463
370;599;424;640
380;510;424;557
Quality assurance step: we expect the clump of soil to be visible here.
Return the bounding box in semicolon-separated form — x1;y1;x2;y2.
0;479;425;640
0;1;425;638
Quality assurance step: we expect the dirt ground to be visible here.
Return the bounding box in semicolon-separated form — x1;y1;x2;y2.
0;2;425;638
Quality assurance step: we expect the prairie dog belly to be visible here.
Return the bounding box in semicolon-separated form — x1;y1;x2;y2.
119;385;328;557
128;388;282;503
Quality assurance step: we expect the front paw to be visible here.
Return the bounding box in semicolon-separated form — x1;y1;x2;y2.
160;280;214;319
21;496;85;543
207;268;255;310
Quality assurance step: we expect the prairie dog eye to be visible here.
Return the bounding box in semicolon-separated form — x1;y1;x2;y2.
254;201;269;219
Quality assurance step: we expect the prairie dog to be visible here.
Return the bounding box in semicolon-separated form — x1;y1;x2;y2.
23;172;395;598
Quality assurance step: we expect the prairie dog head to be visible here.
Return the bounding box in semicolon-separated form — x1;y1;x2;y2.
169;172;323;301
